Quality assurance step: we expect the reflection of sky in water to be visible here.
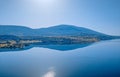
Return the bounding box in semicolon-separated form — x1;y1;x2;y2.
0;39;120;77
42;67;55;77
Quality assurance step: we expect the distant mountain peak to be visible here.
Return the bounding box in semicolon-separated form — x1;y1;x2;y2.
54;24;76;27
0;24;108;36
49;24;79;29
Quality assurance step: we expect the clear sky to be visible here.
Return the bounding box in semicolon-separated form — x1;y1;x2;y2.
0;0;120;35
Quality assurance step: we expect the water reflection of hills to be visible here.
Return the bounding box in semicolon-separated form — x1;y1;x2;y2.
0;43;93;52
37;43;92;51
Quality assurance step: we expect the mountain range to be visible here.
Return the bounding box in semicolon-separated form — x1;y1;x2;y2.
0;24;112;36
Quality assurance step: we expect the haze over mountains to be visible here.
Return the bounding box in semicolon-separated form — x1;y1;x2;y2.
0;24;109;36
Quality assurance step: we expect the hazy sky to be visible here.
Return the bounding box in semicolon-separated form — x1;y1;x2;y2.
0;0;120;35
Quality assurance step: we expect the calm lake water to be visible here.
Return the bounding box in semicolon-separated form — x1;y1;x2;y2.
0;39;120;77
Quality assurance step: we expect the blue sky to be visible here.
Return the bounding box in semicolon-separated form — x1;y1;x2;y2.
0;0;120;35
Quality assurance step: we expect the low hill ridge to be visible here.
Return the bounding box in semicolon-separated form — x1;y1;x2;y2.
0;24;108;36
